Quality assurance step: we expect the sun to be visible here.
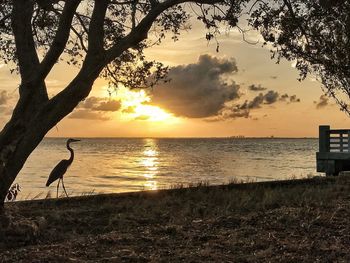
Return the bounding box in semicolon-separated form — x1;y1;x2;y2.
109;86;177;123
133;104;173;122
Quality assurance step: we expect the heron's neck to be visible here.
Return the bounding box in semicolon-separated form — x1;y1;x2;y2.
67;143;74;164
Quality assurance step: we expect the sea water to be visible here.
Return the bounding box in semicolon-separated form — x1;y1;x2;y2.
14;138;320;200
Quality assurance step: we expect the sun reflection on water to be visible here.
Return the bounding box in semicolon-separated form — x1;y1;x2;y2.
139;139;159;190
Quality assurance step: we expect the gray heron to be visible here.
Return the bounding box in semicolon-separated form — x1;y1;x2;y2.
46;138;81;197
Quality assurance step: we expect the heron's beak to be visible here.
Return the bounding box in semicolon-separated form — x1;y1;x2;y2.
71;139;81;142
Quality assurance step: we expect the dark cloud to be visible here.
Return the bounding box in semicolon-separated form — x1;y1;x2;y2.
69;110;110;121
94;100;121;112
151;54;240;118
264;90;279;104
280;94;289;101
70;96;121;120
314;95;329;109
0;90;9;105
280;93;301;103
79;96;121;112
79;97;100;109
236;90;279;111
220;107;250;120
149;55;301;121
238;94;263;110
248;84;267;92
210;90;301;121
270;76;278;80
289;95;301;103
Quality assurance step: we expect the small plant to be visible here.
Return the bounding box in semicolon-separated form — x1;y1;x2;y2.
6;183;21;202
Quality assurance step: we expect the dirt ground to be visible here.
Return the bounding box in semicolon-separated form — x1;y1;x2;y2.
1;176;350;262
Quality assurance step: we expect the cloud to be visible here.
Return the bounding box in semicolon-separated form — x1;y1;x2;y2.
46;79;65;89
0;90;15;116
69;96;121;120
280;94;301;103
314;95;329;109
235;90;280;111
289;95;301;103
248;84;267;92
69;110;110;121
79;96;121;112
135;115;150;121
149;55;301;122
264;90;279;104
122;106;137;114
280;94;289;101
211;90;301;121
79;97;100;109
151;54;241;118
94;100;121;112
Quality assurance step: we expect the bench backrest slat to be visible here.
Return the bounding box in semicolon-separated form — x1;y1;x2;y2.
319;125;350;153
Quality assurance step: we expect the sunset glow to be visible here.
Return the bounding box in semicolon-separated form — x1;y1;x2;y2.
1;11;350;138
133;104;173;122
113;86;176;123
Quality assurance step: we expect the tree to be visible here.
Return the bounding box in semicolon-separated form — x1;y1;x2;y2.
249;0;350;112
0;0;247;206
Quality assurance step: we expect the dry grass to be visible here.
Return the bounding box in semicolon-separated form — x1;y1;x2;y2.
1;176;350;262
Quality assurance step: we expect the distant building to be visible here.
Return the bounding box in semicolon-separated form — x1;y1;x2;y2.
229;135;245;139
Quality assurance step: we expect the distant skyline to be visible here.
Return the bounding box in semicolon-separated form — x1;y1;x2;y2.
0;16;349;138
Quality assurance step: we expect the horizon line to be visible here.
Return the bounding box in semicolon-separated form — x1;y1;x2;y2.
45;136;318;139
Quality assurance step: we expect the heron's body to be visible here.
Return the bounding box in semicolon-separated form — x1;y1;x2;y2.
46;138;80;197
46;160;71;187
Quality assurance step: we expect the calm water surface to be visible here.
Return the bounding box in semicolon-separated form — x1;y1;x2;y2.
14;138;320;199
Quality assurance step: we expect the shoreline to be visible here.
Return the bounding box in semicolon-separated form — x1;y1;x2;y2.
12;175;331;205
2;176;350;262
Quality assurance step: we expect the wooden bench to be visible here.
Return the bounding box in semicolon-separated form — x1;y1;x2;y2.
317;125;350;176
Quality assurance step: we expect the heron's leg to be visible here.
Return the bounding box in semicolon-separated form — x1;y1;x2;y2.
61;178;69;197
56;179;60;198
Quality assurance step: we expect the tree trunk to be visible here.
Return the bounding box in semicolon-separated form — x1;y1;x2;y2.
0;131;44;205
0;66;100;206
0;81;49;204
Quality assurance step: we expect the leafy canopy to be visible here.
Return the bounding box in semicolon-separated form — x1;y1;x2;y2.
0;0;247;90
250;0;350;113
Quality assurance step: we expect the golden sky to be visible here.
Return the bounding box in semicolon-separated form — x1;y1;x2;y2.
0;17;349;138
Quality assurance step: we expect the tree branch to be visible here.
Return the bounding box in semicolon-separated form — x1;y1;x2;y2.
51;0;229;116
106;0;222;61
39;0;81;80
11;0;40;83
131;0;138;29
282;0;310;46
70;26;88;53
88;0;109;54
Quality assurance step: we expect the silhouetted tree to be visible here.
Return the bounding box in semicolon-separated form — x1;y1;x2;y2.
250;0;350;111
0;0;247;206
